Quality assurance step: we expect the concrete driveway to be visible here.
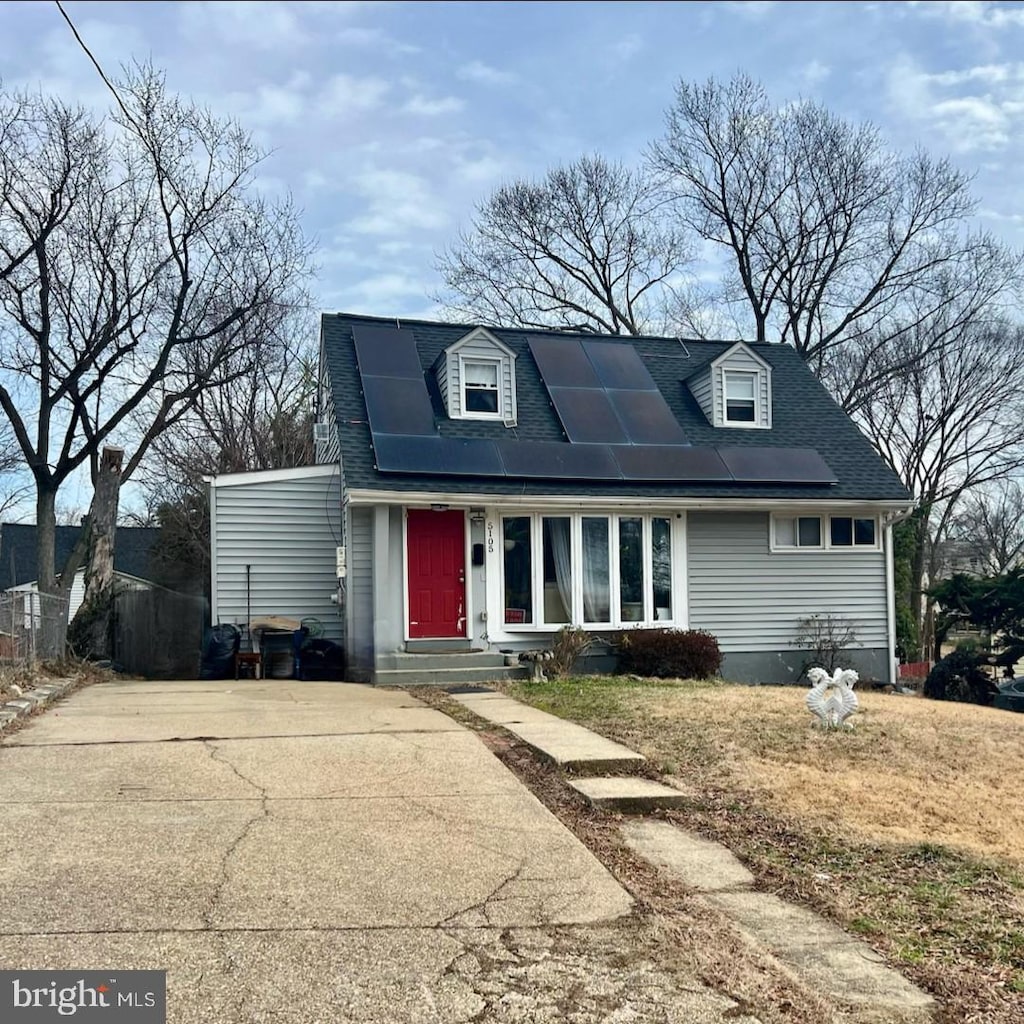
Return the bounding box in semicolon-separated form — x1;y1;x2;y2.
0;681;757;1023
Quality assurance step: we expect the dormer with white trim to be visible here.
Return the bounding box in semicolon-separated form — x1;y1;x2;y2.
687;341;772;429
436;327;518;424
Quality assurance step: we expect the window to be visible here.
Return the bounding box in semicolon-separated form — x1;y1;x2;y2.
724;371;757;423
498;513;681;630
463;360;500;416
830;516;877;548
774;516;823;549
773;514;879;551
503;517;532;624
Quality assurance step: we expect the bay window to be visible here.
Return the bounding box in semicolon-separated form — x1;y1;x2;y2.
498;512;680;629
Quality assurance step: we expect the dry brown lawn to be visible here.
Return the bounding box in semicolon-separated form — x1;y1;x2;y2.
503;676;1024;1022
641;687;1024;864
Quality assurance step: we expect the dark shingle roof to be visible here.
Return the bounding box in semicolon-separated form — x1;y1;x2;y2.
0;523;161;590
321;312;912;503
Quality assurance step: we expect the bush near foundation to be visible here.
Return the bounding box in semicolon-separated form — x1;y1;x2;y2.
617;627;722;680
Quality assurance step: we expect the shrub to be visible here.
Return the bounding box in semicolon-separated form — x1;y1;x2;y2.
791;612;859;674
617;627;722;679
923;647;999;706
546;625;599;679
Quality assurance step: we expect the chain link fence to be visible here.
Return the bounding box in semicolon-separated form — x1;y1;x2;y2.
0;589;70;664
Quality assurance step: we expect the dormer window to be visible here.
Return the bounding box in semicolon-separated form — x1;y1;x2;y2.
724;371;758;423
463;359;501;416
436;327;517;424
686;341;772;430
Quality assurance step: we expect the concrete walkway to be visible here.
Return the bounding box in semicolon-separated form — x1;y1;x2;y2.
0;680;758;1024
451;690;645;771
454;691;935;1023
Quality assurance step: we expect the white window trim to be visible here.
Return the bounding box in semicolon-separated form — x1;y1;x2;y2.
458;354;505;421
723;369;761;428
770;513;882;553
493;510;687;633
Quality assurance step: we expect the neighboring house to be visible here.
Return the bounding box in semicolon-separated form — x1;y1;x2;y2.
207;313;914;685
0;523;160;622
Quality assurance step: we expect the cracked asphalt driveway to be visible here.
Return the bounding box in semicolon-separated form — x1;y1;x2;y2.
0;680;759;1023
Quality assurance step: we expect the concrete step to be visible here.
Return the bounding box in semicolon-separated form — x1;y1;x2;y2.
377;651;510;671
374;665;528;687
569;777;694;813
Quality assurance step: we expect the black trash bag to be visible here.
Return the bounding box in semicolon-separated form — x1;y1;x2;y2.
200;623;240;680
299;638;345;681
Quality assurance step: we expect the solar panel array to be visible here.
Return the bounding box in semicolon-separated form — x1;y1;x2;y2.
354;324;837;486
528;336;687;445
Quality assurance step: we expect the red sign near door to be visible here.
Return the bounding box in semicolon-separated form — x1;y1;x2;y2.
406;509;466;639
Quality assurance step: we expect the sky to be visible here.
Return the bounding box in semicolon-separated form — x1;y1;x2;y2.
3;0;1024;323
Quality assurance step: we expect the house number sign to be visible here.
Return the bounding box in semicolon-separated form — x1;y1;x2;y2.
486;521;495;554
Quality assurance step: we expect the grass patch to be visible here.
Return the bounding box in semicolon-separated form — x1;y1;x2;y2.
501;674;1024;1023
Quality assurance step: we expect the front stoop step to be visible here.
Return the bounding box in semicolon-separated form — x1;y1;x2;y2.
569;777;694;813
373;665;529;687
377;651;509;672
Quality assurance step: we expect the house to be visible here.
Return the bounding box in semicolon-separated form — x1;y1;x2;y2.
0;522;160;623
207;313;914;685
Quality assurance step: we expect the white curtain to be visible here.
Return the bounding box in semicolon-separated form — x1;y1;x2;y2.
582;519;610;622
547;518;573;621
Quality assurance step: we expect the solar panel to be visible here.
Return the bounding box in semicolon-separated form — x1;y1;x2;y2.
373;435;503;476
528;336;600;388
362;377;437;436
613;445;732;481
583;341;658;391
351;324;425;379
607;390;688;445
547;388;629;444
497;441;622;480
717;447;837;484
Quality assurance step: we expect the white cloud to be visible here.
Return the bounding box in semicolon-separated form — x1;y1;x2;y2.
887;57;1024;152
610;33;643;62
456;60;516;86
317;74;391;116
178;2;311;51
347;169;449;236
909;1;1024;29
335;26;420;54
801;59;831;87
720;1;778;20
402;94;465;117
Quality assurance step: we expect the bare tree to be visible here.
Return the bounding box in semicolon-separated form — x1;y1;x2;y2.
950;479;1024;576
136;328;317;596
437;155;692;335
0;68;312;619
858;319;1024;655
650;74;1020;409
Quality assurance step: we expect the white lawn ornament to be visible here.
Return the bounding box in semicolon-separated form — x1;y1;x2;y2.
805;667;859;729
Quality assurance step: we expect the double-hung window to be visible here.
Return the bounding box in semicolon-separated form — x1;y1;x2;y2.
463;360;500;416
724;371;758;423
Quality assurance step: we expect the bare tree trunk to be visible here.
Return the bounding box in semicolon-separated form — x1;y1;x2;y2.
35;485;58;596
68;447;123;661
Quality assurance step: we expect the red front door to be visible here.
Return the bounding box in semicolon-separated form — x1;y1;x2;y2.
407;509;466;639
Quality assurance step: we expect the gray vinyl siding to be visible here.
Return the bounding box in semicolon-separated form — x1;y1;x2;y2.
689;372;713;422
211;470;342;641
444;335;516;422
315;402;341;465
346;505;374;670
713;349;771;428
687;512;887;652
